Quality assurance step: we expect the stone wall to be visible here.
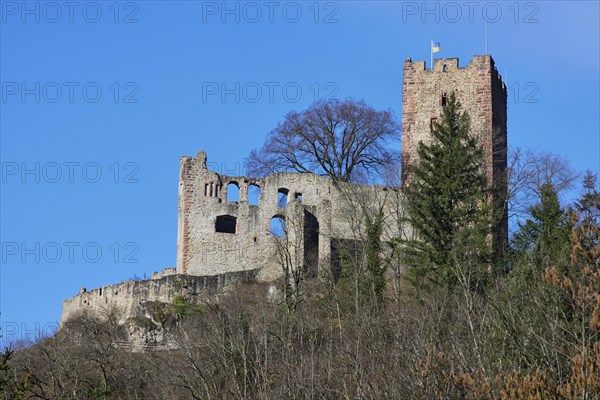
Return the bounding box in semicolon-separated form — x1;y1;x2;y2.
401;54;507;188
176;151;403;280
61;269;258;326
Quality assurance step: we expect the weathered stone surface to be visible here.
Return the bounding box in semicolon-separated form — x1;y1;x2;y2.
176;151;400;281
150;267;176;280
61;269;259;326
401;55;507;186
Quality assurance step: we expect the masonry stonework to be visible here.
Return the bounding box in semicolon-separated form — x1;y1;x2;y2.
176;150;399;281
402;55;507;186
61;270;258;326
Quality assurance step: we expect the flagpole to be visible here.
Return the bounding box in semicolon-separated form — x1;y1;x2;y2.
485;22;488;54
430;40;433;70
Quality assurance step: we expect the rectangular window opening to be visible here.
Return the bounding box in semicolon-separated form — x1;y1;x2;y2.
430;117;438;133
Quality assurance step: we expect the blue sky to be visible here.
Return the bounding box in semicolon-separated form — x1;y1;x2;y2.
1;1;599;346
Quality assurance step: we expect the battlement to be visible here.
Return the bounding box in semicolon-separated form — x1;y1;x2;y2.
405;54;495;72
404;55;505;92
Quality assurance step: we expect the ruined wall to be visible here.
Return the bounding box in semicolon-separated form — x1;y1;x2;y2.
61;154;403;330
61;269;258;326
176;151;402;280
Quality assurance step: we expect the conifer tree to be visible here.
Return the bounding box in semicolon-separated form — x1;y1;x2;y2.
402;92;490;289
511;182;571;276
578;170;600;225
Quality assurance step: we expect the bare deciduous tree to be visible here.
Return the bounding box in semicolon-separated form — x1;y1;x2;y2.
270;203;311;312
508;147;579;220
245;99;400;183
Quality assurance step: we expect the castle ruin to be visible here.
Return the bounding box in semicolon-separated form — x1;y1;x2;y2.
61;54;508;338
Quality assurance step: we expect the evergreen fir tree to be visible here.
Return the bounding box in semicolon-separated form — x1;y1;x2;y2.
511;182;571;277
578;170;600;225
402;92;490;289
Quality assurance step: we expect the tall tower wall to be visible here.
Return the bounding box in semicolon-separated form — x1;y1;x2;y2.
401;55;508;261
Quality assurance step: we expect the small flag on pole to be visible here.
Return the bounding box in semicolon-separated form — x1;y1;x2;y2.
432;41;441;53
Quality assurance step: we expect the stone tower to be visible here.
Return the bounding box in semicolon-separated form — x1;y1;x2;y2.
401;55;508;263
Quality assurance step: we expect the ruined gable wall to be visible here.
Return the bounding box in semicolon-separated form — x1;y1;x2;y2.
177;152;337;280
176;152;404;280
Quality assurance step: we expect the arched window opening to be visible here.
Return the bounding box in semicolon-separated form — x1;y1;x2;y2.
227;182;240;203
277;188;289;207
441;92;447;107
270;215;286;237
248;184;261;206
442;64;448;72
215;215;237;234
294;192;303;203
